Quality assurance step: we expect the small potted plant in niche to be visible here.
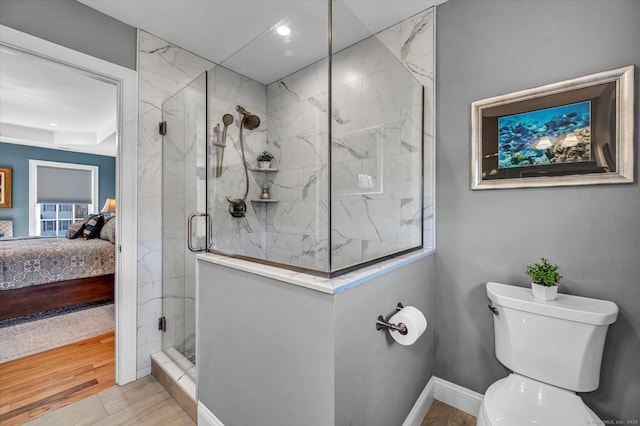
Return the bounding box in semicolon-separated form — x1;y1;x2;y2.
257;150;274;169
526;257;562;301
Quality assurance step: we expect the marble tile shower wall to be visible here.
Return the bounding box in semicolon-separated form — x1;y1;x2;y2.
265;8;434;271
207;66;268;259
378;8;435;250
137;30;214;377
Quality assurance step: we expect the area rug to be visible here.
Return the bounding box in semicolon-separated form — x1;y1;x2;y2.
0;304;114;363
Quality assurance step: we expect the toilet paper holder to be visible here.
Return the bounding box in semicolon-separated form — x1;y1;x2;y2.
375;302;408;335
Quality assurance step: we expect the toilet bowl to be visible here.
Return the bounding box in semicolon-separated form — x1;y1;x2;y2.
480;282;618;426
477;374;601;426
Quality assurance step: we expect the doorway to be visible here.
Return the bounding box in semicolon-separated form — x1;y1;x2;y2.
0;25;137;385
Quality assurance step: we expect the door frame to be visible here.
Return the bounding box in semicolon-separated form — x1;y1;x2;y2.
1;24;138;385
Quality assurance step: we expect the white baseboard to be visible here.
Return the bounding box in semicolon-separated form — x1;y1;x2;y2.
433;376;484;417
198;376;482;426
404;376;484;424
403;376;436;426
198;401;225;426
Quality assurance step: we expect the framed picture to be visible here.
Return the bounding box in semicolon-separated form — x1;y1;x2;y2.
471;65;634;190
0;167;12;208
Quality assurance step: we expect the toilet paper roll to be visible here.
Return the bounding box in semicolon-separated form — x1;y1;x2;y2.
388;306;427;346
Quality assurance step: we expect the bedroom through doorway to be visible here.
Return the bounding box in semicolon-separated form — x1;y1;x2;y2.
0;24;137;422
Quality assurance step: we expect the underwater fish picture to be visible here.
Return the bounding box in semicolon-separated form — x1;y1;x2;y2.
497;101;591;169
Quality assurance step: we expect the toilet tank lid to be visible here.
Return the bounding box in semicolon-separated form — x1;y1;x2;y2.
486;282;618;325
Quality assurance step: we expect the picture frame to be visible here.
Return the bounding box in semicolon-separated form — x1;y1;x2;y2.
0;167;12;208
471;65;634;190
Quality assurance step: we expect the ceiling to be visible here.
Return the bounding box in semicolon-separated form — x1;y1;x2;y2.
1;0;445;158
0;45;117;156
78;0;445;84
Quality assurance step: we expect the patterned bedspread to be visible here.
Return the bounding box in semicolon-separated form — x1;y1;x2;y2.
0;237;115;290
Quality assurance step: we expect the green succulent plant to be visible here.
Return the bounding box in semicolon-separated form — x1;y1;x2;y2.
526;257;562;287
257;150;274;162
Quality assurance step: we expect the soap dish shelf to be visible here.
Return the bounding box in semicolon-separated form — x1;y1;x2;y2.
249;168;279;173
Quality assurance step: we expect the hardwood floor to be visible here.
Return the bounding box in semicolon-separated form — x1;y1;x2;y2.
0;332;115;425
422;400;477;425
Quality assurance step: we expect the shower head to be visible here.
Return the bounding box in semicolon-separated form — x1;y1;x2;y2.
243;114;260;130
236;105;260;130
222;114;234;126
221;113;234;143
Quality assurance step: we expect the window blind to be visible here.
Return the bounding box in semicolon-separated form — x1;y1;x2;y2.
36;166;93;204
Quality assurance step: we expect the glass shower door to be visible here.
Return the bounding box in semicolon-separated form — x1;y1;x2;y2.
161;72;207;364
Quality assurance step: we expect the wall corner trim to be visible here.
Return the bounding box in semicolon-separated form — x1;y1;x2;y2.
198;401;225;426
404;376;485;425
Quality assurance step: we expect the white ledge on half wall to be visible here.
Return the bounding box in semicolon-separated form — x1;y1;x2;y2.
196;248;435;295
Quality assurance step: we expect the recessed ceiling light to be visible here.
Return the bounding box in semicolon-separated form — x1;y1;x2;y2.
48;122;58;127
276;25;291;37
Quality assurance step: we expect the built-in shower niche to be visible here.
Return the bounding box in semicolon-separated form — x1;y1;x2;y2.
206;0;424;276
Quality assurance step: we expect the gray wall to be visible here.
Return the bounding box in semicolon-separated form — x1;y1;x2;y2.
198;255;435;426
334;255;434;426
198;261;336;426
435;0;640;420
0;0;136;70
0;142;116;236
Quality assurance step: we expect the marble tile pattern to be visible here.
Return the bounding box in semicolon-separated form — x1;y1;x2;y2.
137;30;215;378
207;66;268;258
264;8;435;271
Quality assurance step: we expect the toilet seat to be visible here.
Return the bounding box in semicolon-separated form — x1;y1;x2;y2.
479;374;601;426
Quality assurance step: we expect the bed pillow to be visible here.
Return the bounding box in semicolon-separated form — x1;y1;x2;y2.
100;216;116;244
66;221;85;239
83;213;105;240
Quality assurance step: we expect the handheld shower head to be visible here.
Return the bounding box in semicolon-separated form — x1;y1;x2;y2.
222;113;234;126
221;114;234;141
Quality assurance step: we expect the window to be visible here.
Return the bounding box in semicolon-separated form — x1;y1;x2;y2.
29;160;99;236
38;203;89;236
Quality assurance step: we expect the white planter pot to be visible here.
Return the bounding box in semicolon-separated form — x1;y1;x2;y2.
531;282;558;301
258;161;271;169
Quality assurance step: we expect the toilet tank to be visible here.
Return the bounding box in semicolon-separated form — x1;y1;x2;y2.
486;282;618;392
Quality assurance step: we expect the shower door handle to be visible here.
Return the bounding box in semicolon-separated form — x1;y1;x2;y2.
187;213;208;252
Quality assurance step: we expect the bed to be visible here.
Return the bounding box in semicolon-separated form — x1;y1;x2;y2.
0;236;115;320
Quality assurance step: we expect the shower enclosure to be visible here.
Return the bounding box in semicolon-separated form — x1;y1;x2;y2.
208;0;424;275
160;0;426;370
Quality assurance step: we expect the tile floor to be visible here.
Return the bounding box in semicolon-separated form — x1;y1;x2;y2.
24;375;475;425
422;400;477;425
24;375;194;425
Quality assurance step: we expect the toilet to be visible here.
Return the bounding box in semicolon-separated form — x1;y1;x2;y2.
478;282;618;426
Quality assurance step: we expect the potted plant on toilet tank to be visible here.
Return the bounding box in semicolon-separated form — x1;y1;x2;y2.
526;257;562;301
